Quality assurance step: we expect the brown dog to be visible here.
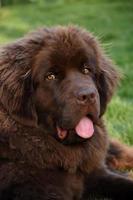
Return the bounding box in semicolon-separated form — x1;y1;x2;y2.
0;26;133;200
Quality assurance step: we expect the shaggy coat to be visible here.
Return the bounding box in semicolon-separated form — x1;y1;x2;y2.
0;26;133;200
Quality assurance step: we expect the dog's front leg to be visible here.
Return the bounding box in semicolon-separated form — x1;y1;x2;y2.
83;167;133;199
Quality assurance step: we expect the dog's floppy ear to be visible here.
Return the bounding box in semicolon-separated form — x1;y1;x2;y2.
97;54;120;116
12;70;38;127
0;62;37;127
78;26;120;116
0;36;43;127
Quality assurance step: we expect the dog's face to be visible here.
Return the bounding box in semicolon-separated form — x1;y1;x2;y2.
32;31;101;144
0;26;119;145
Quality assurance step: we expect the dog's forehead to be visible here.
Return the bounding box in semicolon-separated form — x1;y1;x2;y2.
51;29;95;58
32;28;97;76
50;32;95;65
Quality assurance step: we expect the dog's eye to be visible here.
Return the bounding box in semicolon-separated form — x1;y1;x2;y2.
46;73;56;80
82;66;91;75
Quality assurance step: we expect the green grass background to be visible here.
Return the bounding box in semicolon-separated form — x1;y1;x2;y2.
0;0;133;145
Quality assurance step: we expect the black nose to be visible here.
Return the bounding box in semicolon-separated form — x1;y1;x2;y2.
76;89;96;105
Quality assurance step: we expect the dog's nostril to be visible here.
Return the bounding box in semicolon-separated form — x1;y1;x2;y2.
90;92;96;99
82;95;87;101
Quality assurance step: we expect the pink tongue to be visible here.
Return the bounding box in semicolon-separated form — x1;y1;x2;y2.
75;117;94;139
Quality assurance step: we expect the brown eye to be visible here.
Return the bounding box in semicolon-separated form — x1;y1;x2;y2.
46;73;56;80
82;66;91;75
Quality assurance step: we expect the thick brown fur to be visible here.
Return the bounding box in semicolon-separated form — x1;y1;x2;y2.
0;26;133;200
107;139;133;171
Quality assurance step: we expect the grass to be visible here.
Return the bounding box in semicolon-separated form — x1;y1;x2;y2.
0;0;133;144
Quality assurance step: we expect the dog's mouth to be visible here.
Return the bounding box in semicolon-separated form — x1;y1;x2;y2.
56;115;94;142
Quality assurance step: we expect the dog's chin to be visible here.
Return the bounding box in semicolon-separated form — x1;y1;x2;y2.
55;129;88;145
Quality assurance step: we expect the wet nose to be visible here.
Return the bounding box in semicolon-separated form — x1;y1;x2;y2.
76;89;96;105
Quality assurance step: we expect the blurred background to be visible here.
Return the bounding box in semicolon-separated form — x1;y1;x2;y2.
0;0;133;144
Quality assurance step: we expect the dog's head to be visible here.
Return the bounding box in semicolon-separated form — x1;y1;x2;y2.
0;26;119;144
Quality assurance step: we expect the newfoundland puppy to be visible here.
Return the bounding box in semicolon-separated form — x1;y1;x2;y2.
0;26;133;199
